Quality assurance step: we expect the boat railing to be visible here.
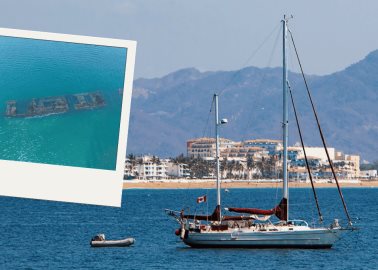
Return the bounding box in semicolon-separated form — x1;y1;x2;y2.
273;220;309;227
287;220;309;226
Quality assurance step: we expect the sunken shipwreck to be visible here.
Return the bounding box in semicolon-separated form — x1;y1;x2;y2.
5;91;106;118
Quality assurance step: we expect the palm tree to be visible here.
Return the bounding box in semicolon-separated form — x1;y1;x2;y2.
127;153;137;177
235;161;244;179
190;158;212;178
247;156;255;180
137;156;144;180
226;160;235;179
221;157;228;178
156;157;161;165
267;155;277;178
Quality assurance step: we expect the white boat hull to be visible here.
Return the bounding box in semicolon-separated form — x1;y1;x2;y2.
183;228;342;248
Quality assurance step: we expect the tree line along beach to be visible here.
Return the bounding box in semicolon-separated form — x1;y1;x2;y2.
123;179;378;189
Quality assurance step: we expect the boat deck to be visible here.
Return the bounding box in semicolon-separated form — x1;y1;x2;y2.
193;222;323;234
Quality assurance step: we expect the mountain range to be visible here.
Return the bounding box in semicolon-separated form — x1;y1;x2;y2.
127;50;378;162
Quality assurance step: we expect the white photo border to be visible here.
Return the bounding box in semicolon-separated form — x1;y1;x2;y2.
0;28;136;207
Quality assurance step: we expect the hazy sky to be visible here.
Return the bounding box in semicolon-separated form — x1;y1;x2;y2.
1;0;378;79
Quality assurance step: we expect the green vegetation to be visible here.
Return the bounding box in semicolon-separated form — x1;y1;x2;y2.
171;154;280;179
360;161;378;170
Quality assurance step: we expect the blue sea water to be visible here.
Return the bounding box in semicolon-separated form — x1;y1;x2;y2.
1;188;377;269
0;36;127;170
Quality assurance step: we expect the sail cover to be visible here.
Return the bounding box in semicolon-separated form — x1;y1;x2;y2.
181;198;288;221
181;205;221;221
181;205;255;221
227;198;288;221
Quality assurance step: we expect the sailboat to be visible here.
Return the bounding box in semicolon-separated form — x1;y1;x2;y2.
166;16;353;248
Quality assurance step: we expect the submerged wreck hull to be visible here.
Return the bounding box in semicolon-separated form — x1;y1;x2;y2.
5;91;106;118
90;237;135;248
183;227;342;249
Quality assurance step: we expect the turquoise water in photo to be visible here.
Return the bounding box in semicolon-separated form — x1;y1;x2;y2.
0;36;127;170
0;188;376;269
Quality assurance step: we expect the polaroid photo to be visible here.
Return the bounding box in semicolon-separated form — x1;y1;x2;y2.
0;28;136;206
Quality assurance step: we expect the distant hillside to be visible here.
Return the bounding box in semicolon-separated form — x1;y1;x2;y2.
127;50;378;162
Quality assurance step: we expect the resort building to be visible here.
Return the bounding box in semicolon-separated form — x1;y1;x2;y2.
243;139;282;154
187;137;235;159
124;159;138;179
167;163;191;178
124;156;192;180
291;156;322;168
287;146;360;179
360;170;378;179
303;147;336;162
135;156;169;180
125;138;361;181
220;142;266;159
187;137;278;160
286;146;336;162
288;167;309;181
334;154;360;178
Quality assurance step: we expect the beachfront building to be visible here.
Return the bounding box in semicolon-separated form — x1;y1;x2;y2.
187;137;235;159
124;158;138;180
288;147;302;162
135;155;169;180
187;137;216;159
124;155;192;180
286;146;360;179
286;146;336;162
288;167;309;181
333;154;360;178
360;170;378;179
291;156;322;168
187;137;276;160
220;140;269;160
167;163;191;178
186;137;362;179
243;139;282;155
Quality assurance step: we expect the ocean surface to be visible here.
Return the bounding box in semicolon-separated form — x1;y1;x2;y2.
0;36;127;170
1;188;377;269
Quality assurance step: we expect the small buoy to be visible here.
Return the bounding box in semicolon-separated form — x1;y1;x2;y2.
175;229;181;236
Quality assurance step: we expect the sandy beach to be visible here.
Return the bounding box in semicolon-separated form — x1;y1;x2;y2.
123;179;378;189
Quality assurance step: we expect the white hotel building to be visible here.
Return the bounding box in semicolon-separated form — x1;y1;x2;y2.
186;137;361;178
125;156;191;180
136;156;169;180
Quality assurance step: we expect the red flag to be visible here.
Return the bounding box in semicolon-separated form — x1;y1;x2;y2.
197;195;207;204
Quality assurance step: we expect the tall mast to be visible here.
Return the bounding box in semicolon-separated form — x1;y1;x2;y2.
282;16;289;221
214;94;222;222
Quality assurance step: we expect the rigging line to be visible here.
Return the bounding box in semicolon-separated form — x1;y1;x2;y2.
218;22;282;97
266;23;283;72
241;23;283;142
287;81;323;223
201;95;215;138
288;28;353;226
274;179;279;205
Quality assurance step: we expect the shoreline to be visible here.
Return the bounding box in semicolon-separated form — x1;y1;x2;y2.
123;179;378;189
